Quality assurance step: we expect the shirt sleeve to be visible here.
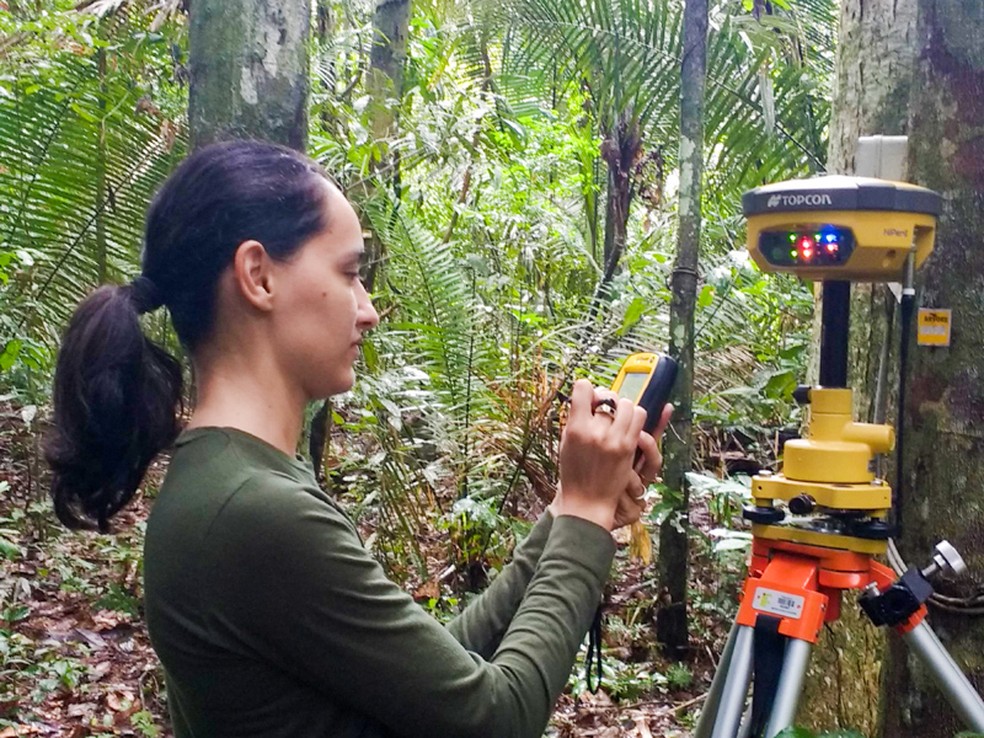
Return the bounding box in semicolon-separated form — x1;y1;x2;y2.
201;477;614;738
445;511;553;658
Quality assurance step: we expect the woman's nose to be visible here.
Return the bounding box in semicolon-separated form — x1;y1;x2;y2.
358;285;380;329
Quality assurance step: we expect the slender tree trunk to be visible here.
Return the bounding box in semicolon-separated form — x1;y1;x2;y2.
316;0;332;41
882;2;984;736
599;117;638;282
95;46;108;284
188;0;311;150
799;1;918;733
362;0;410;293
656;0;706;658
367;0;410;144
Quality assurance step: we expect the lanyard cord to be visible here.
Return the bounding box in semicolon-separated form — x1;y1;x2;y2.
585;603;605;693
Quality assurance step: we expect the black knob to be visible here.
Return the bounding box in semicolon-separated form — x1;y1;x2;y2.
793;385;812;405
743;505;786;524
788;494;816;515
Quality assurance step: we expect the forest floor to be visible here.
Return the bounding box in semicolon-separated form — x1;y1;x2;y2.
0;400;744;737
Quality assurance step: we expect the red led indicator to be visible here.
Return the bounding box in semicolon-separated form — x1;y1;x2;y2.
797;235;816;262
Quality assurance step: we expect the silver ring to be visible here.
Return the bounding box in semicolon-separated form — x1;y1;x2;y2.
593;398;617;419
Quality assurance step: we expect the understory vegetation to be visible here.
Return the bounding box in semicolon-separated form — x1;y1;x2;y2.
0;0;843;734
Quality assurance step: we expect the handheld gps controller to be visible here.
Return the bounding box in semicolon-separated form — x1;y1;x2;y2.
610;352;678;433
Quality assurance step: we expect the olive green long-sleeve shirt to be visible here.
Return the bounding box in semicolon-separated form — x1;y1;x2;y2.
144;427;615;737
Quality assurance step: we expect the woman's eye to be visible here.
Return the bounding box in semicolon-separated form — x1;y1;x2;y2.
355;254;385;288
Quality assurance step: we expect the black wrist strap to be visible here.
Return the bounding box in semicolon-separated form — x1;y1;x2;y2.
585;603;604;693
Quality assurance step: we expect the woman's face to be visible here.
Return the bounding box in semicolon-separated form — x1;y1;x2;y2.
270;182;379;399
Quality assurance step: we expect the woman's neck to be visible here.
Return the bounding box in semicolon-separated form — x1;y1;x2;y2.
185;353;307;457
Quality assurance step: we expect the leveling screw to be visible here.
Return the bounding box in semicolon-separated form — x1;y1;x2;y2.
923;541;966;579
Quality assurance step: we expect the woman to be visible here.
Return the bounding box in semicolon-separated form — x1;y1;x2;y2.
46;140;671;737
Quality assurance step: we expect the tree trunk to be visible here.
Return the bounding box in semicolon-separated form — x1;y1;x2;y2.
655;0;706;658
368;0;410;143
186;0;313;468
827;0;918;175
95;45;108;284
188;0;311;150
316;0;332;41
882;2;984;736
799;2;918;733
600;116;639;283
361;0;411;292
837;0;918;422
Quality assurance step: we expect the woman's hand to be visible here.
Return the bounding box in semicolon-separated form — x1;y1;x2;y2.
549;379;648;531
612;403;673;529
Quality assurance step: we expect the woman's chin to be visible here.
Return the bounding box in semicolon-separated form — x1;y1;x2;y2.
328;370;357;397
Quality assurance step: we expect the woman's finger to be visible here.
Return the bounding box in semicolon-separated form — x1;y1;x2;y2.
634;432;662;483
614;485;646;528
650;403;673;441
568;379;595;425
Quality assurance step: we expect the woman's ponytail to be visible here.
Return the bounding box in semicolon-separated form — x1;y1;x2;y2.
45;282;182;531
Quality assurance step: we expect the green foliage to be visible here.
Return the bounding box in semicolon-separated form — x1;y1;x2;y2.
0;482;23;562
687;471;752;533
0;1;186;391
441;496;506;566
495;0;833;196
665;661;693;690
131;709;162;737
569;647;669;701
693;244;813;430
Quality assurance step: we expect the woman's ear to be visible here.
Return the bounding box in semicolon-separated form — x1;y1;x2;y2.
232;240;275;311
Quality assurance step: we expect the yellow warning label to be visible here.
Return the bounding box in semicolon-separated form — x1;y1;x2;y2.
918;309;952;347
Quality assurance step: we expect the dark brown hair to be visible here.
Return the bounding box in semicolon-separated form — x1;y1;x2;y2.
46;140;331;530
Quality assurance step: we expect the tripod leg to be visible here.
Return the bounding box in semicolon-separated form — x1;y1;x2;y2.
737;703;755;738
902;621;984;733
924;621;979;691
710;626;755;738
764;638;812;738
694;621;741;738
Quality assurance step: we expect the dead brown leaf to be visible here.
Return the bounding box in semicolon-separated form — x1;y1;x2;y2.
633;715;653;738
412;580;440;601
65;702;97;718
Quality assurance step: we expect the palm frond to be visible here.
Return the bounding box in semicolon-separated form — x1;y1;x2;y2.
485;0;833;206
0;10;187;376
363;195;495;423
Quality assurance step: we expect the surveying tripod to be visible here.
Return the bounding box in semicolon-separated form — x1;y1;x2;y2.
693;177;984;738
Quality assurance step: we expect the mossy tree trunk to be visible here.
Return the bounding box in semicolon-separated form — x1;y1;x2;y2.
656;0;706;658
361;0;410;292
188;0;311;151
367;0;410;146
882;2;984;736
800;2;918;734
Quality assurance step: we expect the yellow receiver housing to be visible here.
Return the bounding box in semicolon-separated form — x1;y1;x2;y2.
743;176;940;282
